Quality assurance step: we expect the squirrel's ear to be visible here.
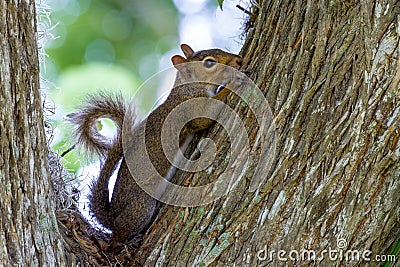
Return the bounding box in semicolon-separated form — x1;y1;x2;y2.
180;44;195;58
171;55;187;70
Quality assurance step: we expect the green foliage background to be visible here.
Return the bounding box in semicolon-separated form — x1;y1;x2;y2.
43;0;237;173
44;0;179;172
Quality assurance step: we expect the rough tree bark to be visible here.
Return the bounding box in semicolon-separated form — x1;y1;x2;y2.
137;0;400;266
0;0;66;265
0;0;399;266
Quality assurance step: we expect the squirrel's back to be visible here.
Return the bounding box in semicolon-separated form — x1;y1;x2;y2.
68;44;242;249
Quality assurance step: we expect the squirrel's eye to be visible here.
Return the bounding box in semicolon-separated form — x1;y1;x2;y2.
203;58;217;68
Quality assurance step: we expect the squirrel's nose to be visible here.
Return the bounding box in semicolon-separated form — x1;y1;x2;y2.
232;57;243;69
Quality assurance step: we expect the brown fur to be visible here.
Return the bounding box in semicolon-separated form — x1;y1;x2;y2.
68;44;242;249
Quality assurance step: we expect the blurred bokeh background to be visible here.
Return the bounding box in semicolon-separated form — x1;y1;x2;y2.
41;0;248;208
41;0;249;219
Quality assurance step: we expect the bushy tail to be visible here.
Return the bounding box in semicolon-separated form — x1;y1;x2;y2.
67;92;127;157
88;139;123;229
67;92;133;229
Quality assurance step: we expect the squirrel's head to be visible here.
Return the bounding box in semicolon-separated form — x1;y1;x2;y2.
171;44;242;100
167;44;243;133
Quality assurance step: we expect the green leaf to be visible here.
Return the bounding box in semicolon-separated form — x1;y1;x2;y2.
218;0;224;10
96;120;103;131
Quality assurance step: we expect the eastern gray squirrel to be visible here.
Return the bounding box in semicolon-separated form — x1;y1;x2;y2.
67;44;242;249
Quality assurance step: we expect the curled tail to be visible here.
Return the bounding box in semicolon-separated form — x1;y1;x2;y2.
67;93;133;229
67;93;127;157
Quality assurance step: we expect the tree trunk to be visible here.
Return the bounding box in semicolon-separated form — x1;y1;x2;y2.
137;0;400;266
0;0;66;265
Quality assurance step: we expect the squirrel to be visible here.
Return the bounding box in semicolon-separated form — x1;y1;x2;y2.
67;44;242;249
